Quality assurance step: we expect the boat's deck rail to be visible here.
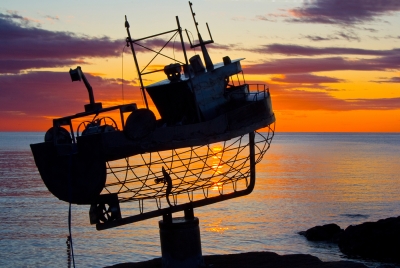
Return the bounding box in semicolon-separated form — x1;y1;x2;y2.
51;103;137;145
247;84;270;101
224;82;269;103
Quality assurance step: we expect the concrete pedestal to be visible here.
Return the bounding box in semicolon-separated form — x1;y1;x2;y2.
159;216;204;268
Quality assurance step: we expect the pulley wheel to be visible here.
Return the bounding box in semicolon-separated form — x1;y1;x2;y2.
44;126;72;144
124;108;157;139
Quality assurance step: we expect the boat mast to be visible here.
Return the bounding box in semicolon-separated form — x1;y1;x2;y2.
176;16;189;67
125;16;149;109
188;1;214;71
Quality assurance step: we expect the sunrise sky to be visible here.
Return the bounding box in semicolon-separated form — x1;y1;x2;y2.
1;0;399;132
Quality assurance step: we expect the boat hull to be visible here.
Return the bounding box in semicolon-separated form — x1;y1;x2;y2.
31;94;274;204
30;136;107;204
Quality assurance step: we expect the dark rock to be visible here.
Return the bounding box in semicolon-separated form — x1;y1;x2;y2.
106;251;368;268
338;216;400;263
300;223;343;242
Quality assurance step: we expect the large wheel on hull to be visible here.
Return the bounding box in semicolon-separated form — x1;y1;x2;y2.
124;108;157;140
44;127;72;144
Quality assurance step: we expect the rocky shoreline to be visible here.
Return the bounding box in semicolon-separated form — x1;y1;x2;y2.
299;216;400;265
106;251;368;268
106;217;400;268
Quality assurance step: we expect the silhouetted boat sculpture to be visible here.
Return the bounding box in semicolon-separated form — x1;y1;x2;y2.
30;2;275;230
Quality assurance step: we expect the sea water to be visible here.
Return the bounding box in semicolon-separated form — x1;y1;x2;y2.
0;132;399;267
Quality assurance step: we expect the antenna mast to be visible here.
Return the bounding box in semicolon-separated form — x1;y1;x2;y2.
188;1;214;71
125;16;149;109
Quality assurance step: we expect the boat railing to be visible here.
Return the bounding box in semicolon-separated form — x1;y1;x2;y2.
225;83;269;103
247;83;270;102
50;103;136;146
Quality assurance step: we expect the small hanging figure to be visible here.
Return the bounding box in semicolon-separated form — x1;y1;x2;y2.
155;166;173;207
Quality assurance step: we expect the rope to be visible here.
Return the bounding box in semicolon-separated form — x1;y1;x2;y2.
66;235;71;268
67;150;76;268
186;29;198;55
121;44;127;105
67;203;75;268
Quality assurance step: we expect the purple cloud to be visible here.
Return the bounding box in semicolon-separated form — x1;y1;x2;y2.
0;14;124;60
0;12;226;74
2;11;40;27
0;71;141;118
302;31;361;42
287;0;400;25
0;13;125;73
244;56;400;74
133;37;234;55
348;98;400;110
336;31;360;42
43;15;59;21
267;83;400;112
362;27;378;33
254;15;276;22
0;59;86;73
270;73;343;84
385;35;400;40
251;44;400;57
370;77;400;83
302;35;340;42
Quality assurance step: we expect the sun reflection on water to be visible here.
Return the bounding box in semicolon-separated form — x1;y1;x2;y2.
210;145;225;191
211;182;223;191
211;145;223;175
205;219;236;234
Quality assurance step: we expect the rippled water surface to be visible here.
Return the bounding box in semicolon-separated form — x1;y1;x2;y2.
1;132;400;267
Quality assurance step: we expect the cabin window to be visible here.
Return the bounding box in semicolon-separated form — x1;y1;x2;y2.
226;71;246;87
224;71;249;102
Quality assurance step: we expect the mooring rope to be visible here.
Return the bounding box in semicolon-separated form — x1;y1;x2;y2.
121;44;127;105
66;235;71;268
67;151;76;268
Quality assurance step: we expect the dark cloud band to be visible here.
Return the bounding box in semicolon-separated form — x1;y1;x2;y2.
287;0;400;25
